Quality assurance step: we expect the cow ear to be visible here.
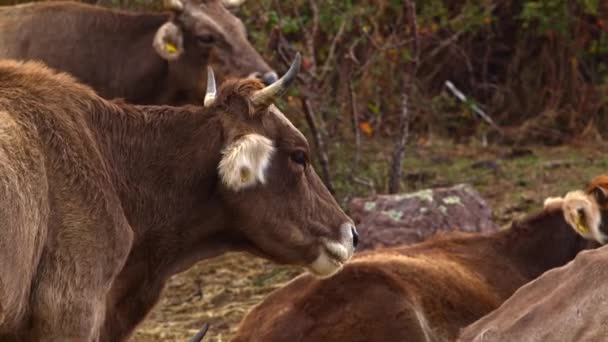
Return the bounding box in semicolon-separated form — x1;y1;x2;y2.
543;196;564;210
592;186;608;205
218;134;275;191
153;22;184;61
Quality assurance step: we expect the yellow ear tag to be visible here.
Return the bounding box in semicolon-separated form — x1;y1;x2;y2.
575;215;589;233
165;42;178;53
240;168;251;183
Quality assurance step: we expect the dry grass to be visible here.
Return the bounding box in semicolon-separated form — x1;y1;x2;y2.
132;254;302;342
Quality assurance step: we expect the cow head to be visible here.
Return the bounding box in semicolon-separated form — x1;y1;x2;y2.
204;54;358;277
153;0;278;98
546;175;608;244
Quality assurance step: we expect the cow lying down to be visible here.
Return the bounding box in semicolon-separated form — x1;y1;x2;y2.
545;174;608;245
0;56;358;341
459;175;608;341
233;204;597;342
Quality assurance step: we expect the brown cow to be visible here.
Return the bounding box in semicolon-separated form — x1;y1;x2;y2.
0;0;278;105
0;55;358;341
233;204;595;342
458;177;608;342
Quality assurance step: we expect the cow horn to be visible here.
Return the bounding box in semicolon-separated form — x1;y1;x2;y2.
164;0;184;12
222;0;246;7
251;53;301;106
204;67;217;107
188;322;209;342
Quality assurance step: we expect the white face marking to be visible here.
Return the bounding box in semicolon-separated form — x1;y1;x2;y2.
307;223;355;278
218;133;274;191
562;190;606;244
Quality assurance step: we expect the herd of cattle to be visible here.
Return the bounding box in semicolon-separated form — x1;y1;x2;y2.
0;1;606;341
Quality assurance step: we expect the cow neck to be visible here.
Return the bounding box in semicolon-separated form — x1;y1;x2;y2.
107;11;173;104
79;7;173;104
89;102;239;275
497;208;588;280
98;6;169;34
165;51;213;105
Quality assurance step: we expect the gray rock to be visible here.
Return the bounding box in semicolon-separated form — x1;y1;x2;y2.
348;184;499;250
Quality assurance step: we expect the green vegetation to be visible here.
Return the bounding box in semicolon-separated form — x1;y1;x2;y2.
234;0;607;200
1;0;605;202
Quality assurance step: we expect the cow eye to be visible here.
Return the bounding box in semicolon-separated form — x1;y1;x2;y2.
197;34;215;45
290;150;307;166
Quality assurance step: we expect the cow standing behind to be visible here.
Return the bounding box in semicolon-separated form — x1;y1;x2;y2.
0;0;278;105
233;204;596;342
0;56;357;341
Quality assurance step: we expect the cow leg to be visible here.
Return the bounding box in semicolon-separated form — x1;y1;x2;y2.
26;253;109;341
101;278;166;342
26;214;132;341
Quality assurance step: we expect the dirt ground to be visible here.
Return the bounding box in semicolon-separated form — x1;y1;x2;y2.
131;142;608;342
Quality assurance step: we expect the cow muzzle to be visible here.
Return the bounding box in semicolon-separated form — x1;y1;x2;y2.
308;222;358;278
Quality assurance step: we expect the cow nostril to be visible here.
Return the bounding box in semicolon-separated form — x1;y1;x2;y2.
351;226;359;248
262;71;278;85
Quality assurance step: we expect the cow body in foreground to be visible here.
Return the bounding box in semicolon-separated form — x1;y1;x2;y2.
233;206;595;342
0;0;277;105
0;58;356;341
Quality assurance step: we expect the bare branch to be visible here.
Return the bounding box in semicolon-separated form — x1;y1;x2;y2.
347;66;361;179
305;0;319;76
300;97;334;193
445;80;502;133
340;67;377;206
348;39;361;66
353;176;375;193
427;3;497;60
318;20;347;81
388;0;419;194
341;176;375;208
427;30;467;59
271;0;284;17
389;93;411;193
272;19;334;193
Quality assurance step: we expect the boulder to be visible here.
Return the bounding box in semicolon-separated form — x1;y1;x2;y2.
348;183;499;250
458;246;608;342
